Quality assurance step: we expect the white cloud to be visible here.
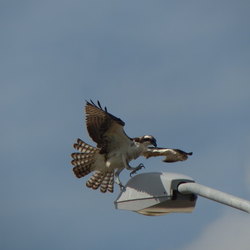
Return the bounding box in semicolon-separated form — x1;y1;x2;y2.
179;210;250;250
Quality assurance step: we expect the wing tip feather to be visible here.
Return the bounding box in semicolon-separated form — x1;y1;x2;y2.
86;99;108;113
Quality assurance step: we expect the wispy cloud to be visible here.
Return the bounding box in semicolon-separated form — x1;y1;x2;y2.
179;210;250;250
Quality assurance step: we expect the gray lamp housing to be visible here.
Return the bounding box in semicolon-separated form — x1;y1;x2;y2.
114;172;197;216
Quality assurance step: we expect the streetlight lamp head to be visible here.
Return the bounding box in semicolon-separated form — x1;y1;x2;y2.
114;172;197;216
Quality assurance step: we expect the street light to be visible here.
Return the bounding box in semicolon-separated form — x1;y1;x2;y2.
114;172;250;216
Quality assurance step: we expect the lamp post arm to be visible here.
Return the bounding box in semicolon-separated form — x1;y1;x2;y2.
178;182;250;214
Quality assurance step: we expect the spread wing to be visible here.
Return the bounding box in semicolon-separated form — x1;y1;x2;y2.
143;147;193;162
85;100;132;149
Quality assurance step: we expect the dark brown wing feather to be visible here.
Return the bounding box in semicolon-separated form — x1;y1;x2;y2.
85;100;126;148
143;147;193;162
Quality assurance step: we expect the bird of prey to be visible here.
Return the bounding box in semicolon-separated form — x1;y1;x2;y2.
71;100;192;193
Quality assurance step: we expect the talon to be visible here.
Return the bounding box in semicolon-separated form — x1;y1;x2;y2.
119;183;125;191
139;163;145;169
130;163;145;177
130;170;136;177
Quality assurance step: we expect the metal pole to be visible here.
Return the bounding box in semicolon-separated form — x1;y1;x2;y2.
178;182;250;214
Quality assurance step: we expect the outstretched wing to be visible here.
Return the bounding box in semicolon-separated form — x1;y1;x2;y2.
143;147;193;162
85;100;132;149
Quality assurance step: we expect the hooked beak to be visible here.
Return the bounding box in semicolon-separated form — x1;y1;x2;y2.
152;140;157;147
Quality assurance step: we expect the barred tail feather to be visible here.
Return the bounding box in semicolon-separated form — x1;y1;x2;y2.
71;138;114;193
72;164;92;178
86;170;114;193
100;171;114;193
71;139;99;178
73;138;99;154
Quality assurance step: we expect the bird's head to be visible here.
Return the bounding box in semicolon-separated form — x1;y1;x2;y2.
140;135;157;147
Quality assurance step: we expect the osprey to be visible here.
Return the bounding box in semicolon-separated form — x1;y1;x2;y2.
71;100;192;193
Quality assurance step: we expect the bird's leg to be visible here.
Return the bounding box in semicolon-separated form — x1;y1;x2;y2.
121;154;145;178
114;168;125;191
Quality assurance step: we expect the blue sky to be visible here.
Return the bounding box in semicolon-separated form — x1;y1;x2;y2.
1;1;250;249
